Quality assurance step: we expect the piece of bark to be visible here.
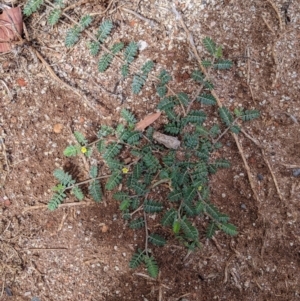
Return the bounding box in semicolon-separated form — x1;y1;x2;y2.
135;111;161;131
153;131;181;149
0;7;23;53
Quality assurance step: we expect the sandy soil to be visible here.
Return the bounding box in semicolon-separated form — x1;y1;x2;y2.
0;0;300;300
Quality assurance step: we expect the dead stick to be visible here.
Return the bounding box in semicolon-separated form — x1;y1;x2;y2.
241;129;284;203
28;248;68;251
265;0;283;31
22;201;95;213
120;7;159;28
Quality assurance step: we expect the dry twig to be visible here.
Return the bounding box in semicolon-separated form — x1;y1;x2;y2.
241;129;284;203
119;7;159;28
265;0;284;31
0;79;13;100
261;14;276;34
22;201;94;214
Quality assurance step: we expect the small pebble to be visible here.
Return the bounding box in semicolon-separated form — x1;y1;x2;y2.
5;287;13;296
292;169;300;177
257;174;263;181
241;204;247;210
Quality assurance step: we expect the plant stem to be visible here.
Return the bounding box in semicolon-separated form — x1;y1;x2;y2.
144;211;149;256
213;117;240;144
65;174;111;191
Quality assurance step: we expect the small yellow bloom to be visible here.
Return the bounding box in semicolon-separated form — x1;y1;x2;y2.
81;146;87;154
198;185;202;191
122;167;129;174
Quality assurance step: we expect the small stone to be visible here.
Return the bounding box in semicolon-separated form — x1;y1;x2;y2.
221;193;226;198
101;224;109;233
53;123;63;134
257;174;264;181
241;204;247;210
292;169;300;177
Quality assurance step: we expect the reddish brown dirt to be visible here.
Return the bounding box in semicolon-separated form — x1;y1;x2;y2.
1;0;300;300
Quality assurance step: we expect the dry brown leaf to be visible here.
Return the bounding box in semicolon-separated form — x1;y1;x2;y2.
0;6;23;53
135;111;161;131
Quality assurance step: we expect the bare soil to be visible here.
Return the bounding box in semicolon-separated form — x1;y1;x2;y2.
1;0;300;300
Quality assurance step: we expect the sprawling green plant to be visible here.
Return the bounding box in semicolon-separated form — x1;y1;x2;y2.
47;39;259;277
24;2;259;278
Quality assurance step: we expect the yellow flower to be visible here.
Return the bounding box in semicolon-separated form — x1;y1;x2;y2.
122;167;129;174
198;185;202;191
81;146;87;154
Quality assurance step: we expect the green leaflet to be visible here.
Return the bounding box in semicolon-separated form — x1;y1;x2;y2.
240;110;260;121
197;94;217;105
149;233;166;247
203;37;216;55
89;180;102;202
48;9;61;25
214;60;233;70
113;191;130;201
124;42;138;63
53;169;75;186
48;191;67;211
177;92;190;106
65;27;81;47
144;255;159;278
89;42;100;56
161;209;177;226
191;70;205;83
121;108;137;124
79;15;93;29
219;223;238;236
103;142;122;160
129;217;145;229
119;199;131;211
158;69;172;85
180;217;199;240
23;0;44;16
144;200;163;213
206;222;217;239
72;186;84;201
157;96;175;111
98;54;113;72
74;131;88;145
219;107;233;127
89;165;98;178
63;145;80;157
97;20;113;42
105;171;122;190
168;190;182;202
129;249;144;269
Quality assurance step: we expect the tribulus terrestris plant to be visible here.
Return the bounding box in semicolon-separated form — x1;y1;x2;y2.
24;2;259;278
